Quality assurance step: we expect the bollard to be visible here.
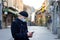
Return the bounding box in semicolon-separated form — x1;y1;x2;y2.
0;20;2;29
57;27;60;39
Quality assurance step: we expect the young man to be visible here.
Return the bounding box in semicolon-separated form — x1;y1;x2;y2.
11;11;33;40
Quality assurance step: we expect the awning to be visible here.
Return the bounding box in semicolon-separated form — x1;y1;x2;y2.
8;9;18;14
3;7;19;14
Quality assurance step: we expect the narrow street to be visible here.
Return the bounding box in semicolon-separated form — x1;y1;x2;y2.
0;0;60;40
0;26;59;40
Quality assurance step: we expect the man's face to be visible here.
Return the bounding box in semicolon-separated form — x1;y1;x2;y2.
21;15;26;19
18;15;27;22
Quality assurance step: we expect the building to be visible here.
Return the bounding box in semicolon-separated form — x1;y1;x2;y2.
8;0;23;12
2;0;23;28
48;0;60;38
35;10;46;26
23;5;32;20
35;0;49;26
0;0;2;29
40;0;48;13
23;4;35;26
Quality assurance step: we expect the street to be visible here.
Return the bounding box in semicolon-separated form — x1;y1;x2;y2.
0;26;60;40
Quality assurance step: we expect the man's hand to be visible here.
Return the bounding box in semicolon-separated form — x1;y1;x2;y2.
27;32;34;38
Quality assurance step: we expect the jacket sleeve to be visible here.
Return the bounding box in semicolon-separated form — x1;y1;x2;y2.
11;21;28;38
25;22;28;32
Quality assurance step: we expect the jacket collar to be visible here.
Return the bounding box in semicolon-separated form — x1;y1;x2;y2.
15;18;26;23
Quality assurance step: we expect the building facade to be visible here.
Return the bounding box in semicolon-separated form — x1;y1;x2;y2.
0;0;2;29
48;0;60;38
2;0;23;28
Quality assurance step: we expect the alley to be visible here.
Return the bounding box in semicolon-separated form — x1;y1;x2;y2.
0;26;59;40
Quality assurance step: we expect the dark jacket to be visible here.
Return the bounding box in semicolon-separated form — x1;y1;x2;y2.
11;18;29;40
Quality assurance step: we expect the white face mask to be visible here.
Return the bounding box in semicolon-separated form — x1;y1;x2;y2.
21;18;26;22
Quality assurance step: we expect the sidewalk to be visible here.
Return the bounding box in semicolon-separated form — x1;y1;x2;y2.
0;26;60;40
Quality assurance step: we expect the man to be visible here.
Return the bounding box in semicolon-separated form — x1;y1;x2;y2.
11;11;33;40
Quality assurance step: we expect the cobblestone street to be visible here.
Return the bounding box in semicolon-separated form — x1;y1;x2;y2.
0;26;60;40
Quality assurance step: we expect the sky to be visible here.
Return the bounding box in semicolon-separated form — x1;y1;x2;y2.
22;0;45;9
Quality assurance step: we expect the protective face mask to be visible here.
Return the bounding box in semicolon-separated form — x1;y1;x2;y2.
21;18;26;22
